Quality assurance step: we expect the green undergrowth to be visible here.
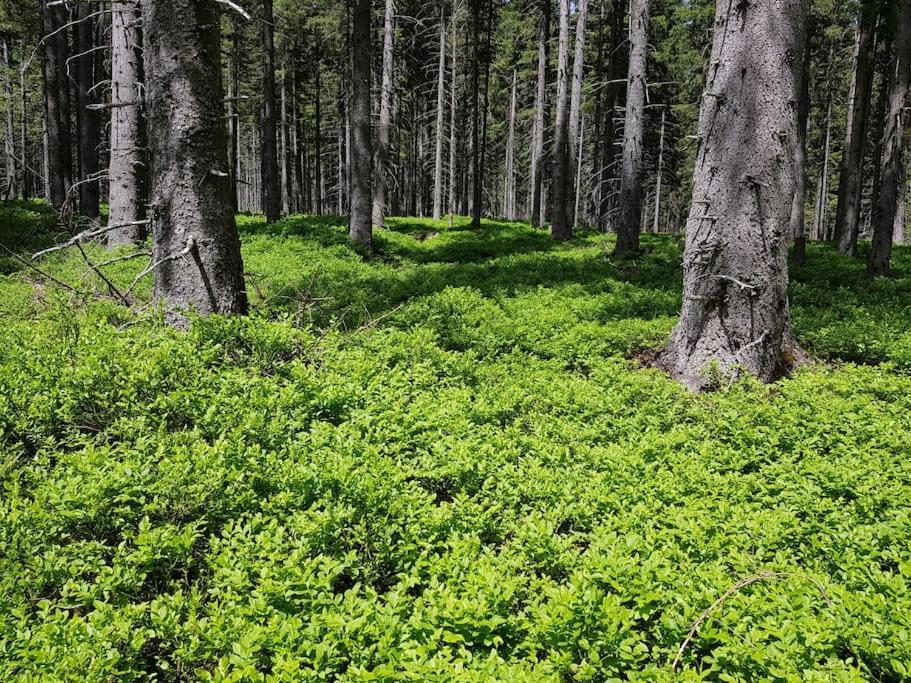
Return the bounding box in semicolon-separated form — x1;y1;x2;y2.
0;202;910;681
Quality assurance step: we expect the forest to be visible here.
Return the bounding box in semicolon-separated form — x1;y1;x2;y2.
0;0;910;679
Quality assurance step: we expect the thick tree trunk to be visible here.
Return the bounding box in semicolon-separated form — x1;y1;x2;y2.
40;1;67;209
349;0;373;249
108;0;147;245
615;0;649;256
550;0;572;240
791;45;810;266
598;0;625;229
144;0;248;325
432;7;447;221
529;0;550;227
567;0;587;228
75;3;100;218
227;20;240;213
868;0;911;276
261;0;280;223
504;69;517;220
834;0;877;254
55;4;73;202
659;0;807;389
373;0;395;227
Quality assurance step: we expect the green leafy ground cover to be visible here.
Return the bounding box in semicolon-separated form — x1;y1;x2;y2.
1;201;910;681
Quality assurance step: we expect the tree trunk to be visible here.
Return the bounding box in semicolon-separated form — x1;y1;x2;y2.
280;66;291;216
598;0;625;229
315;49;323;216
812;77;833;241
55;4;74;202
791;44;810;266
550;0;572;240
19;39;30;200
261;0;280;223
432;6;447;221
373;0;395;227
659;0;807;389
40;0;67;209
469;0;482;228
868;0;911;276
567;0;587;228
227;20;240;213
349;0;373;249
504;69;517;221
529;0;550;227
75;3;100;218
144;0;248;325
834;0;877;255
108;0;147;245
652;107;666;234
573;114;585;228
1;38;17;200
448;3;459;221
615;0;649;256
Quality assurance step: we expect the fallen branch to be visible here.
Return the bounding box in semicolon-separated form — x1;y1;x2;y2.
32;220;150;259
124;238;195;296
0;241;80;294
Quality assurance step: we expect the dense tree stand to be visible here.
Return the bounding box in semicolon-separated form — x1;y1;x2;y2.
144;0;248;326
658;0;808;389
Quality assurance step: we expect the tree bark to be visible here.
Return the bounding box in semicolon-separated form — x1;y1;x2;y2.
615;0;649;256
432;5;447;221
529;0;550;227
834;0;877;254
1;38;17;200
261;0;280;223
227;20;240;213
469;0;482;228
659;0;807;389
504;69;517;220
108;0;147;245
598;0;625;229
40;0;67;209
567;0;587;228
349;0;373;249
791;43;810;266
75;3;100;218
550;0;572;240
868;0;911;276
448;3;459;221
144;0;248;325
652;107;666;234
812;55;833;241
373;0;395;227
314;48;323;216
19;38;30;200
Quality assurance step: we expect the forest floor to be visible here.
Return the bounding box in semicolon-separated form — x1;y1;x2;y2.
1;200;910;680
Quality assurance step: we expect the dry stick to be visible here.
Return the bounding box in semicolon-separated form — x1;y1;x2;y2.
95;250;151;268
0;241;81;294
32;220;150;259
671;571;833;672
124;238;196;296
74;241;130;304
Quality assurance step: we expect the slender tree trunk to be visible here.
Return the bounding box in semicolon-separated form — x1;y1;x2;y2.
1;39;17;200
469;0;482;228
567;0;587;228
615;0;649;256
868;34;894;238
598;0;625;229
349;0;373;249
280;66;291;216
315;50;323;216
659;0;807;389
19;39;30;200
652;107;666;234
792;44;810;266
432;6;447;220
55;4;73;202
448;3;459;221
228;20;240;213
261;0;280;223
550;0;572;240
573;114;585;228
477;0;494;223
108;0;147;245
529;0;550;227
834;0;877;254
813;76;833;241
40;0;67;209
504;69;517;221
144;0;248;325
75;3;99;218
868;0;911;276
373;0;395;227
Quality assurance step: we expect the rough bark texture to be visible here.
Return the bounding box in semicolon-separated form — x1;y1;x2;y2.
567;0;587;227
504;69;517;220
659;0;807;390
373;0;396;228
550;0;572;240
469;0;482;228
652;107;666;233
791;46;810;266
40;0;67;209
261;0;280;224
615;0;649;256
2;39;17;199
432;7;446;221
529;0;549;228
834;0;877;255
349;0;373;249
868;0;911;276
448;6;459;219
108;0;147;245
76;2;100;219
144;0;248;325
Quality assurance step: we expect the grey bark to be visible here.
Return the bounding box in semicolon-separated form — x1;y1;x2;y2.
40;0;67;209
228;20;240;213
659;0;807;389
144;0;248;325
791;45;810;266
567;0;587;227
504;69;517;220
349;0;373;249
76;2;100;218
529;0;550;227
1;38;17;199
448;3;459;220
373;0;395;227
652;107;666;234
868;0;911;276
261;0;280;223
19;38;30;199
469;0;482;228
834;0;877;255
432;6;446;221
314;49;323;215
812;83;833;240
108;0;147;245
550;0;572;240
615;0;649;256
